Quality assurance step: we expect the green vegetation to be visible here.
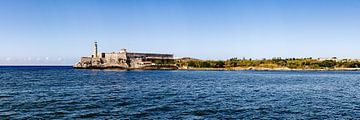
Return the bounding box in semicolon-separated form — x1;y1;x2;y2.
176;57;360;69
149;59;175;64
185;60;225;68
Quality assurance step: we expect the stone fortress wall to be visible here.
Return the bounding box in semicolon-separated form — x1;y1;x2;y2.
74;42;177;69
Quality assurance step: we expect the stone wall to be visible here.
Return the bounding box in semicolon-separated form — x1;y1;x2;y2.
74;49;176;69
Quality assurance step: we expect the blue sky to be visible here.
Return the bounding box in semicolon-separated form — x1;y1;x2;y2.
1;0;360;65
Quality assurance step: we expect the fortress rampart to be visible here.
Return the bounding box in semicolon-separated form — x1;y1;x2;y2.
74;42;177;69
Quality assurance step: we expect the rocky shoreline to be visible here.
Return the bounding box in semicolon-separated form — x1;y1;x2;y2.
75;66;360;71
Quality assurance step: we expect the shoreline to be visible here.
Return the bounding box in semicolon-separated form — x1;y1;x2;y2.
177;67;360;71
3;65;360;71
73;66;360;71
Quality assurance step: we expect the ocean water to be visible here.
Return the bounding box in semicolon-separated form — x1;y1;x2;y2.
1;66;360;119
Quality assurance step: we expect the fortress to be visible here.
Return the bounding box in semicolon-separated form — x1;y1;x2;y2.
74;42;177;69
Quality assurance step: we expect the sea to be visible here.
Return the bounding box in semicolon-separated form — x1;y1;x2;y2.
1;66;360;119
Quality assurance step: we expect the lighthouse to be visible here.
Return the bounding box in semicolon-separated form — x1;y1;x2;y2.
93;41;98;58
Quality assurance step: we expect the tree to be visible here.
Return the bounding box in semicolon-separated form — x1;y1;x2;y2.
319;60;336;68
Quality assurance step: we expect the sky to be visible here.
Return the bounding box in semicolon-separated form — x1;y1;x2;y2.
0;0;360;65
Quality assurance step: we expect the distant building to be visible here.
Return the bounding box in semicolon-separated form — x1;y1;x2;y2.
318;57;339;61
74;42;177;69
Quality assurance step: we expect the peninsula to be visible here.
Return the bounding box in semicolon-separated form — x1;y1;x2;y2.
75;42;360;71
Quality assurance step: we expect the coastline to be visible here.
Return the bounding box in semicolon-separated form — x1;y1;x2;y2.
72;66;360;71
177;67;360;71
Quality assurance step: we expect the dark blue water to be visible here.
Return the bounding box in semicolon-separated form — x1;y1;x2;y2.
1;66;360;119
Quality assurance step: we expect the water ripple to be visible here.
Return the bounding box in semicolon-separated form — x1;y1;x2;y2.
1;67;360;119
